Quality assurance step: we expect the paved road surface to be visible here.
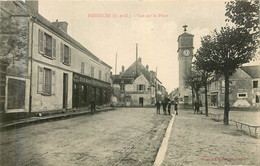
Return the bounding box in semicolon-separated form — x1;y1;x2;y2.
162;109;260;166
0;108;171;166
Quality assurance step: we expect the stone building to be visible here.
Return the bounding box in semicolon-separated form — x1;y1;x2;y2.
177;26;194;105
0;1;112;117
112;57;165;106
169;88;179;101
202;65;260;108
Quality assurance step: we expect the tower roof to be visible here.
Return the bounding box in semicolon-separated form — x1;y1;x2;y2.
177;32;194;41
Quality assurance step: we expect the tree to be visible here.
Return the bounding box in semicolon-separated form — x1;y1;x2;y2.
225;0;259;37
193;36;215;116
184;70;203;106
225;0;259;58
205;27;255;125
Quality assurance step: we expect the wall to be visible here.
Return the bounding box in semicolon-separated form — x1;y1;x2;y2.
209;68;257;108
32;23;111;83
0;2;30;112
30;20;110;112
130;75;151;106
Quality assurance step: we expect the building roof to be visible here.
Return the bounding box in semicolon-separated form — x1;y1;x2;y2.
112;77;134;84
241;65;260;78
177;32;194;41
120;58;153;84
15;1;111;69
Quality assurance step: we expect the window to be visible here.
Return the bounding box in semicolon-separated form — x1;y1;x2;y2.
38;66;55;95
120;85;125;91
138;84;145;91
147;86;151;91
38;29;56;59
237;93;247;98
91;67;94;77
99;70;102;80
81;62;85;74
256;95;259;103
60;43;71;65
253;81;258;88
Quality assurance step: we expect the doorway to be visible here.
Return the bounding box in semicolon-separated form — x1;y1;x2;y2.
139;97;144;107
63;73;68;109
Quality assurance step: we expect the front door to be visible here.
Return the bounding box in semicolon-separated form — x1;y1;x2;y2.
63;73;68;109
139;97;143;107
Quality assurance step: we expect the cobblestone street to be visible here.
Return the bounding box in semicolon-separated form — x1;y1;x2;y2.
0;108;171;166
162;109;260;166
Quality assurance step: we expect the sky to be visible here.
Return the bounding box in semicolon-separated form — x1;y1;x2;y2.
38;0;238;92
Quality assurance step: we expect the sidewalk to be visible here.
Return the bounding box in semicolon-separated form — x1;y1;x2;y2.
0;106;115;130
162;109;260;166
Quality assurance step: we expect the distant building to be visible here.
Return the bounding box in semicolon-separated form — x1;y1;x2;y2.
0;1;112;117
202;65;260;108
169;88;179;101
112;57;166;106
161;85;168;99
177;26;194;105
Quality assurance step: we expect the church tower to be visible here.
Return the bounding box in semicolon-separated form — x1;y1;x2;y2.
178;25;194;105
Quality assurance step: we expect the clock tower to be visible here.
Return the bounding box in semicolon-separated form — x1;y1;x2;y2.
178;25;194;105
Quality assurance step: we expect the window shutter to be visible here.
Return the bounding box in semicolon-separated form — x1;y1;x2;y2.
38;29;44;54
60;42;64;62
137;85;139;91
37;66;43;94
51;70;55;95
69;47;71;65
52;38;56;59
43;33;46;54
144;85;146;91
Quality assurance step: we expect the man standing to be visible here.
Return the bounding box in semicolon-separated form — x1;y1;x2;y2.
167;101;171;115
163;100;168;115
155;101;161;114
194;101;199;114
90;99;96;114
199;100;203;114
174;100;178;115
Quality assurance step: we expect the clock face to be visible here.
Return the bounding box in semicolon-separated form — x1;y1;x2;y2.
183;49;190;56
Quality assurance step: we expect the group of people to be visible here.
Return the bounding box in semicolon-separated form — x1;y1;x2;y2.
193;100;202;114
155;99;178;115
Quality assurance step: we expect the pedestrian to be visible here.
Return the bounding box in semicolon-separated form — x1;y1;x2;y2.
194;101;199;114
174;101;178;115
90;99;96;113
155;101;161;114
162;100;167;115
167;101;171;115
199;100;203;114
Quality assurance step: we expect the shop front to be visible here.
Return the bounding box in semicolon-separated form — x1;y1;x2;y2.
72;73;111;108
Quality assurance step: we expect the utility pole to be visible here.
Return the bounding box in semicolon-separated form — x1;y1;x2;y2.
155;66;158;102
115;53;117;75
136;43;138;77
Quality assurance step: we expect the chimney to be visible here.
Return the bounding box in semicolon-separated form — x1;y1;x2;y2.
25;0;39;13
146;65;149;70
138;57;142;63
122;66;125;73
52;19;68;33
